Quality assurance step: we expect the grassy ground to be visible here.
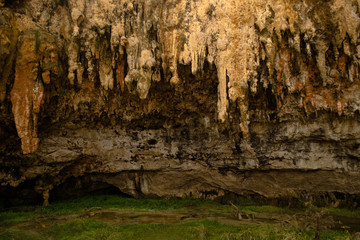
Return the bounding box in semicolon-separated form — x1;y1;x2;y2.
0;219;337;240
0;195;358;240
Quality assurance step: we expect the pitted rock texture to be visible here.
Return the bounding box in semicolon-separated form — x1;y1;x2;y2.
0;0;360;203
11;30;59;154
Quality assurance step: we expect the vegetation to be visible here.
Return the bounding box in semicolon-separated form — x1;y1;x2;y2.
0;219;353;240
327;207;360;219
34;30;40;53
0;194;358;240
0;195;222;224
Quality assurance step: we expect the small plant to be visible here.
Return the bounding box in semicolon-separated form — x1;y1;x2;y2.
300;209;336;239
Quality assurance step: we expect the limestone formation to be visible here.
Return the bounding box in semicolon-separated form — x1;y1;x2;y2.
0;9;17;102
10;30;59;154
0;0;359;203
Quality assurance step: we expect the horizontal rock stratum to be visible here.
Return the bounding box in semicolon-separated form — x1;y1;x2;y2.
0;0;359;205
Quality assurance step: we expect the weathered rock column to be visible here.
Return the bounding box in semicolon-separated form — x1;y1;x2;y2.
11;31;59;154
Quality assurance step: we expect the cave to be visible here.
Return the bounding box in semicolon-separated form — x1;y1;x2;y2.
0;0;359;207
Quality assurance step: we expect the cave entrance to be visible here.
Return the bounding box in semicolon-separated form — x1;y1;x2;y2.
0;176;130;208
0;179;43;208
49;175;130;203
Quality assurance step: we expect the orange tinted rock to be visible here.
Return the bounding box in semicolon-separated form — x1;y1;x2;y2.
10;30;59;154
11;33;39;154
117;59;125;92
41;71;50;84
0;9;18;102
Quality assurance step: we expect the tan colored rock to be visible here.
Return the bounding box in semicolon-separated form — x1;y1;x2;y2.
0;9;17;102
2;0;359;152
99;57;114;91
10;30;59;154
66;42;80;86
0;0;360;202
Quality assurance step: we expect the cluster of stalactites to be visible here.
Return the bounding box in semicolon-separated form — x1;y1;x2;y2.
64;0;360;139
66;0;162;99
156;0;360;138
1;0;359;155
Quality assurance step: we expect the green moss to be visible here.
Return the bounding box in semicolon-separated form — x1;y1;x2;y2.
48;219;111;239
34;30;40;53
0;229;46;240
41;61;57;71
37;195;212;214
241;205;298;215
0;195;357;240
94;35;109;52
1;219;350;240
327;207;360;219
0;211;36;224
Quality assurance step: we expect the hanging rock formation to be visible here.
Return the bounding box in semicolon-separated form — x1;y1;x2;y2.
11;30;60;154
0;0;360;204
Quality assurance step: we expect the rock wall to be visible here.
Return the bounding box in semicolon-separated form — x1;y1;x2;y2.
0;0;360;204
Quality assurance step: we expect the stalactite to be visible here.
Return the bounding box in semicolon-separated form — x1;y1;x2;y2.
1;0;360;203
1;0;359;154
10;30;59;154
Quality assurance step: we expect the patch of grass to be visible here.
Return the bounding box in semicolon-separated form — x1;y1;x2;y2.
2;219;352;240
112;220;240;240
39;195;214;214
327;207;360;219
0;194;358;240
241;205;298;215
48;219;112;240
0;211;36;224
0;195;220;223
221;225;314;240
0;229;46;240
319;229;354;240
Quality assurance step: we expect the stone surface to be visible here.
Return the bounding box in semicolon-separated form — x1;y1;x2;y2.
0;0;359;204
11;30;59;154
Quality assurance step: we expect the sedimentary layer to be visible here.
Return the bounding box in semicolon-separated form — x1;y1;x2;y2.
0;0;359;204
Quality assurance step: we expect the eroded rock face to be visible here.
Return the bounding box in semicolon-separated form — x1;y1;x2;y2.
11;30;60;154
0;0;359;204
